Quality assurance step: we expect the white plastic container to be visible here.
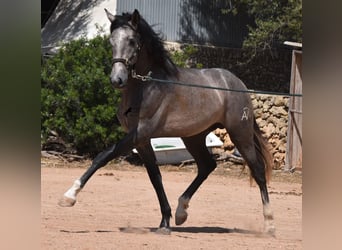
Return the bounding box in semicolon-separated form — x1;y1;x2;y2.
133;132;223;164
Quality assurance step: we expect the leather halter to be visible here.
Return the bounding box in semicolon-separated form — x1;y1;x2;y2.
112;58;130;67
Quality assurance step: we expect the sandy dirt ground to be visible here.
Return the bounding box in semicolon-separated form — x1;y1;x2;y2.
41;158;302;249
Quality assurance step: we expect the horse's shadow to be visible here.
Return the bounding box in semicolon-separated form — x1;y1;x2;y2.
61;226;269;237
119;226;264;236
171;226;259;235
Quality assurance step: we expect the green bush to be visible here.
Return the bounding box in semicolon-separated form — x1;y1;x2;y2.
41;35;125;156
170;45;203;69
41;36;200;156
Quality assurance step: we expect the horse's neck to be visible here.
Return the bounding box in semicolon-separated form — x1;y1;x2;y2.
119;47;155;114
120;83;142;108
117;83;142;132
135;45;155;76
119;46;165;115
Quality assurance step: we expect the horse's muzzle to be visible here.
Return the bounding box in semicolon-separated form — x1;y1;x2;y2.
111;76;127;89
110;64;128;88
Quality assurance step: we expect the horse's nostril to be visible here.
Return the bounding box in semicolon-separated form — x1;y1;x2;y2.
117;77;123;86
110;76;126;88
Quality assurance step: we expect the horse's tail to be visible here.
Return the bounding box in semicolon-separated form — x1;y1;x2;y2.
253;119;274;183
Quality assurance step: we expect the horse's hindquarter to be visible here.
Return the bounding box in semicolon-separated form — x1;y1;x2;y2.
175;68;251;121
203;68;254;128
137;68;250;138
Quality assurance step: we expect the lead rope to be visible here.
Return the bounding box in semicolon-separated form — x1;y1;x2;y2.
131;69;153;82
131;70;303;97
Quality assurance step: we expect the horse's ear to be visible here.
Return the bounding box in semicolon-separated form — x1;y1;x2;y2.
131;9;140;28
105;8;115;23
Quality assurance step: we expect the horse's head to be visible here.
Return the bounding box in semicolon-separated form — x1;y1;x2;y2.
105;9;141;88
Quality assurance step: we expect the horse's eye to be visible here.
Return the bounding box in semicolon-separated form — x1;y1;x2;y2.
129;39;136;47
109;37;115;45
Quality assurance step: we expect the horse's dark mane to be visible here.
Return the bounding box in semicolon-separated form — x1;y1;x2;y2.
110;12;178;77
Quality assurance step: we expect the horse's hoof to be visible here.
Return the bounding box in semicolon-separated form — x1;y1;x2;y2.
155;227;171;235
58;196;76;207
264;221;276;237
175;212;187;225
175;197;189;225
265;225;276;237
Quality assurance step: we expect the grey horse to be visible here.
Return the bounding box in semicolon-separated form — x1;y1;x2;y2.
59;9;275;235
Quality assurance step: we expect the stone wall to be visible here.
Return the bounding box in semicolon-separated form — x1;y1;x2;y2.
214;95;289;169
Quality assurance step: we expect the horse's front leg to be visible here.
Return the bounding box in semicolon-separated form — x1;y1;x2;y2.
58;131;136;207
136;144;172;235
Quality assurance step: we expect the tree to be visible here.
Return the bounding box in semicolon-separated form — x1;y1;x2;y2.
223;0;302;53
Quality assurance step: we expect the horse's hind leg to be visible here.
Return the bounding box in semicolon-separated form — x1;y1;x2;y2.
136;144;172;234
175;132;217;225
228;123;275;235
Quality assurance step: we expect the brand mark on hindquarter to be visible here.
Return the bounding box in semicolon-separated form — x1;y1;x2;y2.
241;107;249;121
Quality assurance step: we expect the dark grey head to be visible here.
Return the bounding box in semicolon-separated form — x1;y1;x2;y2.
105;9;141;88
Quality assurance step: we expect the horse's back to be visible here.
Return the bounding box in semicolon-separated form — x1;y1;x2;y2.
178;67;251;106
178;67;248;92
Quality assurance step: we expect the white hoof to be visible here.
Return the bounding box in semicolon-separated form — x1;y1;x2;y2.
175;197;190;225
155;227;171;235
58;196;76;207
263;203;275;236
58;179;81;207
265;223;276;236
